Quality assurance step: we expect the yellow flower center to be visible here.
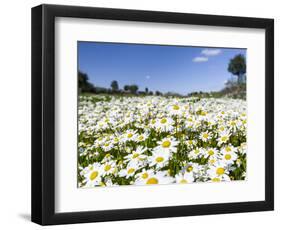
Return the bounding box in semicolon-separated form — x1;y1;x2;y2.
220;127;225;131
100;182;106;187
114;137;119;142
104;165;111;171
146;177;158;184
225;146;232;152
212;178;221;182
155;156;164;163
187;166;193;172
104;143;109;147
138;136;144;141
201;111;207;116
188;140;193;145
221;136;228;142
162;140;171;148
127;133;133;138
173;105;180;110
132;153;139;158
151;119;156;124
225;154;231;160
142;172;148;179
160;118;167;124
127;168;135;174
208;150;214;155
195;149;200;154
180;179;188;184
230;121;236;126
216;167;225;175
203;133;209;139
90;171;99;181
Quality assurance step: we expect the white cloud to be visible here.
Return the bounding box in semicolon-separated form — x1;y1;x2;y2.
146;75;150;79
201;49;222;56
192;56;208;62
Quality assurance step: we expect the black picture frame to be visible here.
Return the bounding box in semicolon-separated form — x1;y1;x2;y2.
31;4;274;225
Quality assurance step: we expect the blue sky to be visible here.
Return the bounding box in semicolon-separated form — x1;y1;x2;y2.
78;42;246;94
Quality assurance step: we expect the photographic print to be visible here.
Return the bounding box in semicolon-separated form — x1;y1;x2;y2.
77;42;247;188
32;5;274;224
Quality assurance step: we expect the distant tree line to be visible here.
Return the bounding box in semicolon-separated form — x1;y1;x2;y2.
78;71;163;96
79;53;246;99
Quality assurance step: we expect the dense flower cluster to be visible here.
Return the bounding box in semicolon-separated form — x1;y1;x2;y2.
78;95;247;187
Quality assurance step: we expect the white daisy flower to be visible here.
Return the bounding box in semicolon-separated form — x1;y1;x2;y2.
83;163;103;187
101;141;114;152
135;169;154;181
204;147;219;158
135;171;174;185
168;103;183;116
122;129;138;142
222;145;237;155
175;172;194;184
221;146;238;164
217;130;231;146
155;137;179;154
101;161;116;176
135;132;149;142
200;131;212;142
155;117;174;132
118;161;140;179
148;148;170;168
124;146;147;163
188;147;204;160
207;162;230;182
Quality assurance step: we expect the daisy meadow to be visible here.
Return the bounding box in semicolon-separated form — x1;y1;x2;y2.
78;95;247;187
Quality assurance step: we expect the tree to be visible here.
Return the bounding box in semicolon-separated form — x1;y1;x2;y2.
129;85;138;94
145;87;149;94
155;91;163;96
95;87;108;94
78;71;95;92
228;54;246;84
110;80;119;92
124;85;129;91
